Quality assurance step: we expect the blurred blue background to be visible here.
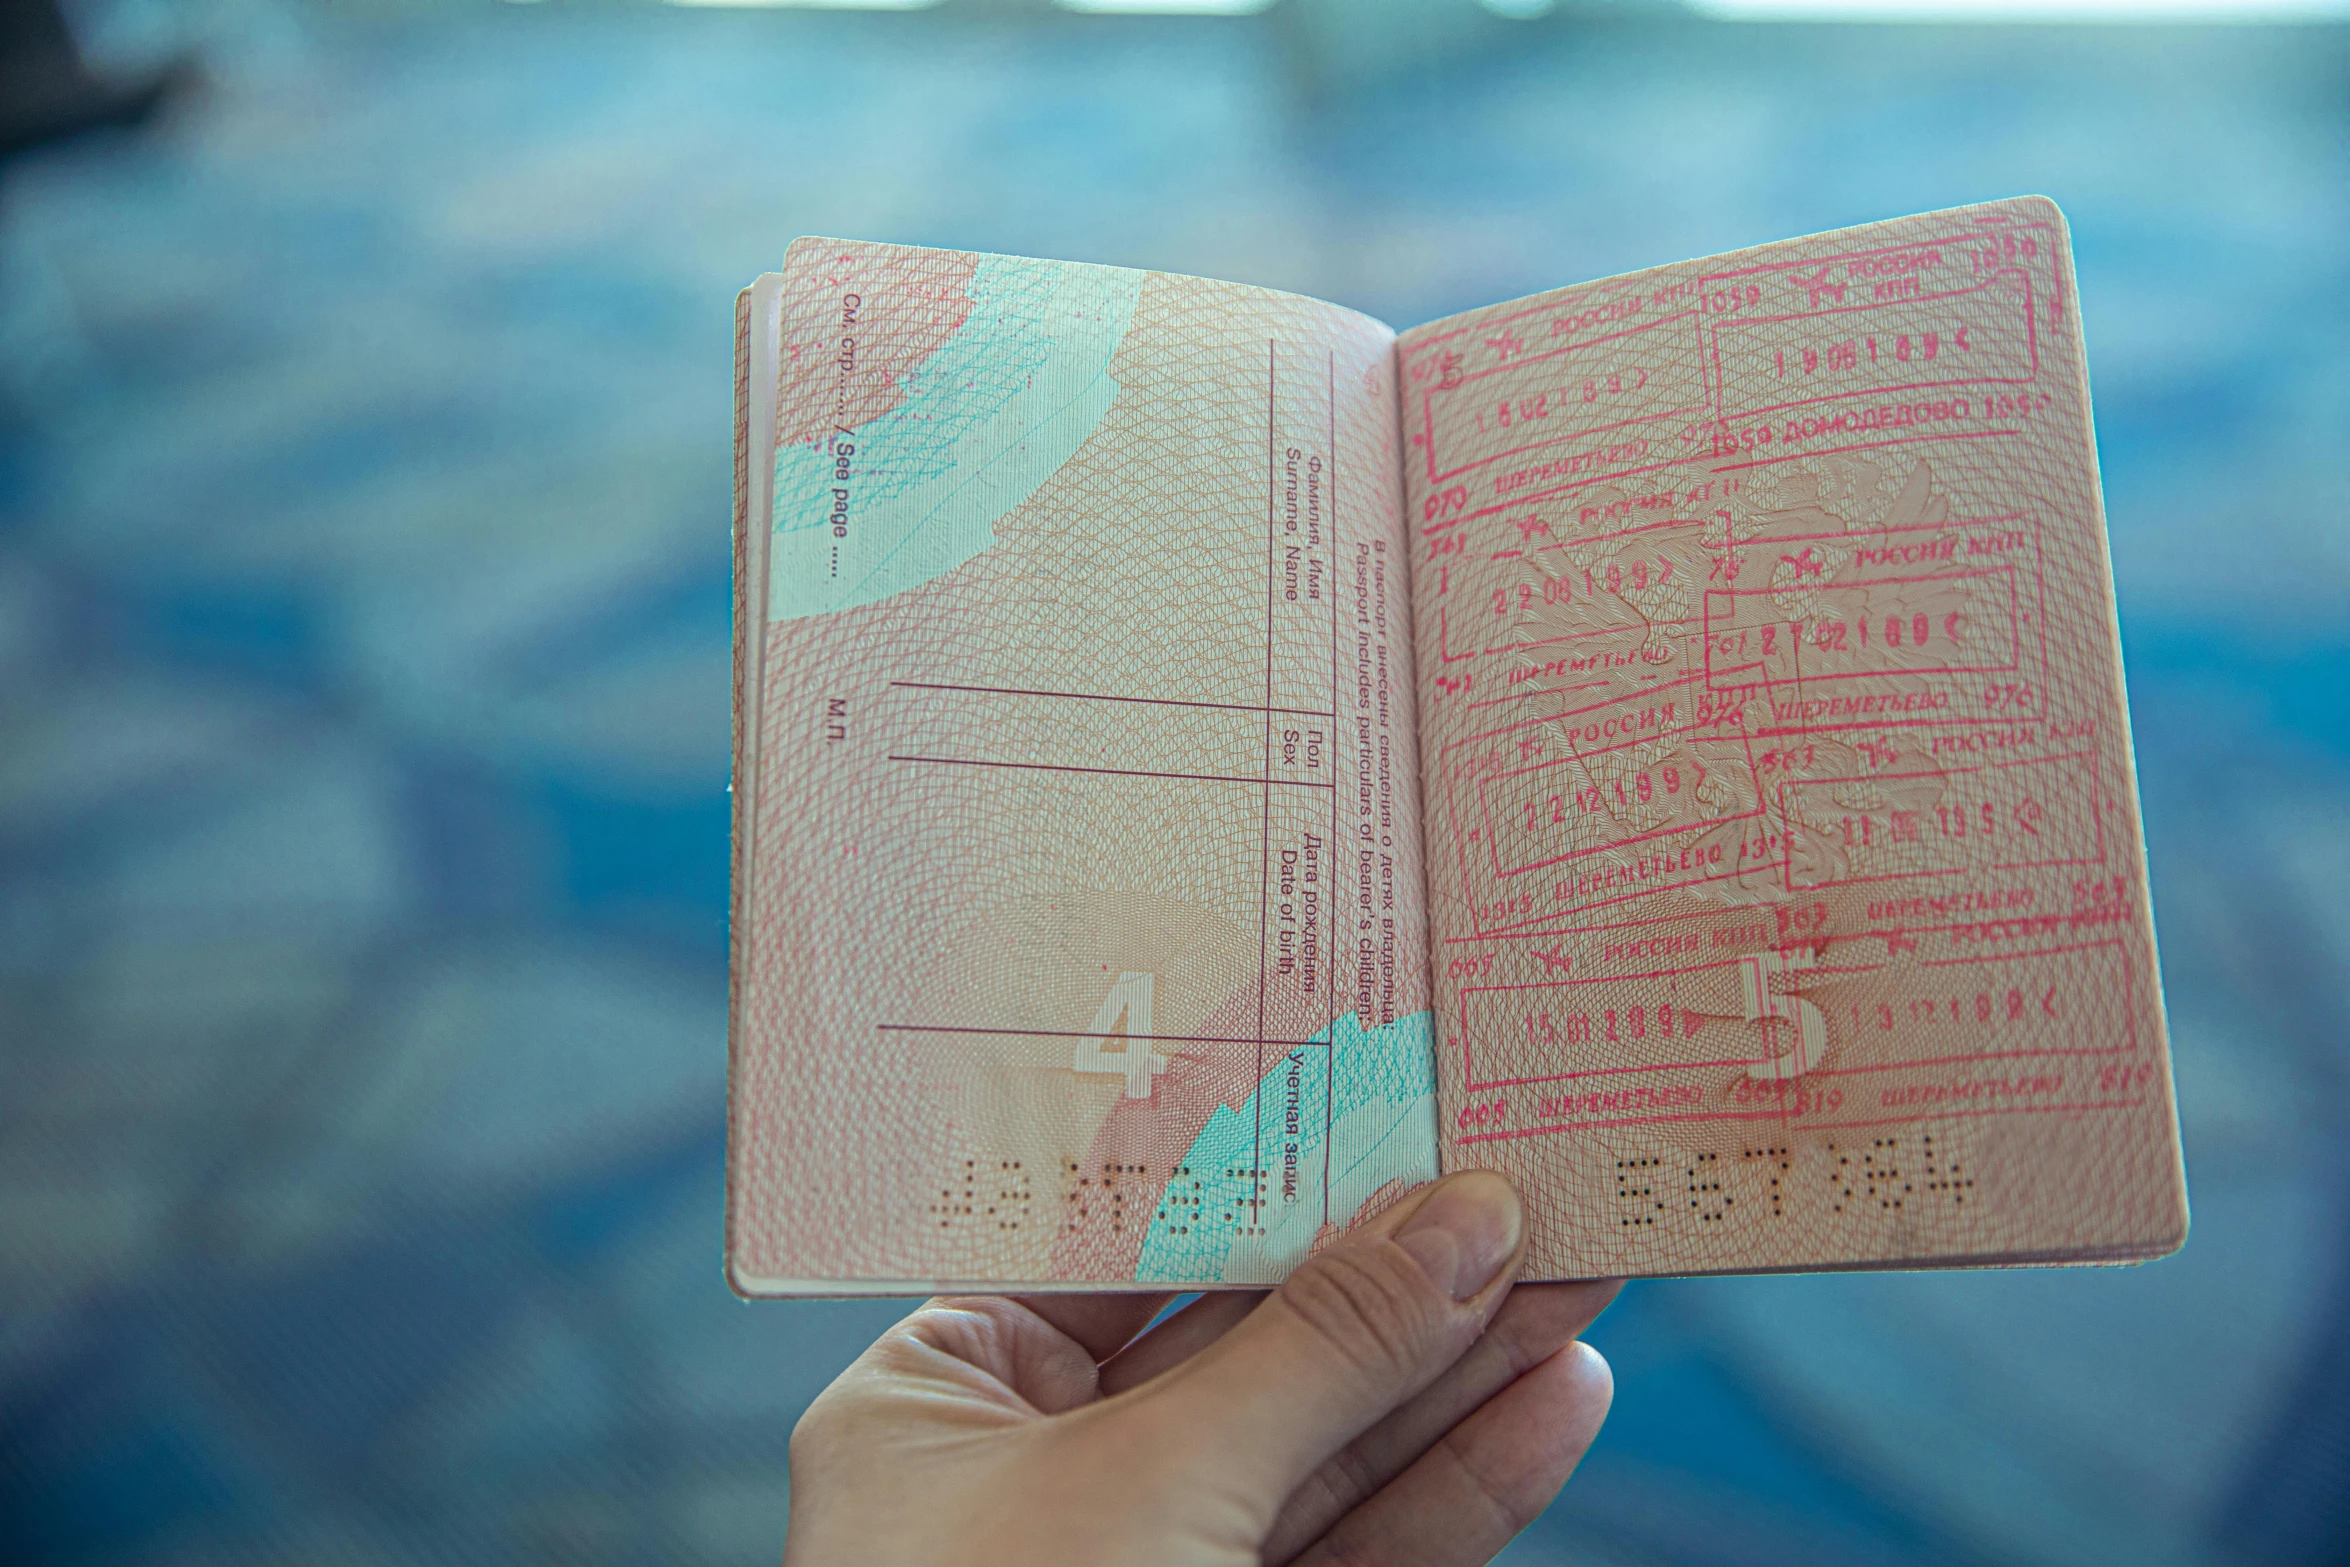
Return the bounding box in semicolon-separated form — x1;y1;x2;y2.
2;0;2346;1562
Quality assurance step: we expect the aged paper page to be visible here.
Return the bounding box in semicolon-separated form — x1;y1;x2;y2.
1396;199;2187;1278
729;240;1432;1291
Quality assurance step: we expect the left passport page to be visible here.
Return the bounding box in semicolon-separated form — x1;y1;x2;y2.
728;239;1433;1294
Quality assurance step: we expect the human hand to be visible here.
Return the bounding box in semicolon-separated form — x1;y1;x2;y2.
782;1171;1621;1567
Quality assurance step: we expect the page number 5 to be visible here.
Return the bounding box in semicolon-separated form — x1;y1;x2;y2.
1741;950;1827;1082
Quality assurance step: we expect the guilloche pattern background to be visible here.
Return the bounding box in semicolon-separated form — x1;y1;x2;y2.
732;251;1422;1287
0;3;2345;1565
1398;202;2187;1281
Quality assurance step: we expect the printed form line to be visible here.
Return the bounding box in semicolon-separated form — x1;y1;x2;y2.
877;1024;1332;1047
1252;337;1276;1221
890;680;1333;719
888;755;1333;789
1324;347;1339;1227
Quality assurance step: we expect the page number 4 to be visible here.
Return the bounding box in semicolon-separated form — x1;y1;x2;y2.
1074;971;1168;1099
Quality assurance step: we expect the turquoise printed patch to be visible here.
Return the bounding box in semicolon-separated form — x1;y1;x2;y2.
768;254;1144;620
1137;1010;1438;1285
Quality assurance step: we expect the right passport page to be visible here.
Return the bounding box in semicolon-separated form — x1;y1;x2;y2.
1400;197;2189;1278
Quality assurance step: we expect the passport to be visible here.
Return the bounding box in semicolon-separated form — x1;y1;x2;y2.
728;197;2188;1292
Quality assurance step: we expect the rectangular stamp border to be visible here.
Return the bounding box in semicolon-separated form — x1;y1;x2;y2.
1774;749;2109;895
1449;937;2144;1140
1418;310;1711;488
1706;270;2042;425
1476;725;1766;883
1702;565;2023;690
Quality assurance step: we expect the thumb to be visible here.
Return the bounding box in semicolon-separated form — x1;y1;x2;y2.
1134;1171;1526;1517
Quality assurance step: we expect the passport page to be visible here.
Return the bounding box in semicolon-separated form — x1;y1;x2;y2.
1396;198;2188;1279
729;240;1435;1292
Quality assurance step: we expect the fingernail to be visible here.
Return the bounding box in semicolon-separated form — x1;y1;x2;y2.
1394;1171;1522;1301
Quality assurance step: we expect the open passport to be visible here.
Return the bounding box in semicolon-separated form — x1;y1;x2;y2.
728;197;2189;1294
